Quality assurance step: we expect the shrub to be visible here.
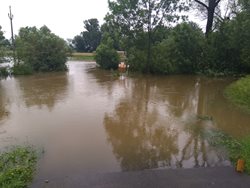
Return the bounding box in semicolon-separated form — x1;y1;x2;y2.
126;47;148;73
15;26;69;73
12;63;33;75
95;37;120;70
0;67;9;77
151;22;204;74
207;130;250;174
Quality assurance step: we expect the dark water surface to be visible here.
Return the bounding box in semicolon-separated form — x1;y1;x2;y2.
0;61;250;178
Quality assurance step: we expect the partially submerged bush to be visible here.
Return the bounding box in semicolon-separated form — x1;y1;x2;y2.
0;67;9;78
12;63;33;75
15;25;69;73
95;37;120;70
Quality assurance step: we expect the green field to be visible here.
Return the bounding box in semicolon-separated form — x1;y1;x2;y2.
69;52;125;62
70;53;95;61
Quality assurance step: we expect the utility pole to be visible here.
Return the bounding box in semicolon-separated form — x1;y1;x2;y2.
8;6;16;63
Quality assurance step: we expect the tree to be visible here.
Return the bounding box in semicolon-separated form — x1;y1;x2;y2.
107;0;184;72
72;18;102;52
0;26;10;63
193;0;222;37
101;21;123;51
15;26;69;73
151;22;204;74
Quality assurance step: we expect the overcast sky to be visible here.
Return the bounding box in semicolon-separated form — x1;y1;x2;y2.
0;0;109;40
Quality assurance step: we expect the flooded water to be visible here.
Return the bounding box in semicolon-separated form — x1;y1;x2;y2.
0;61;250;178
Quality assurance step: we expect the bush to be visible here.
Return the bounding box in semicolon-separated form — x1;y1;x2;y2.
12;63;33;75
0;67;9;78
95;37;120;70
15;26;69;73
151;22;204;74
126;47;148;73
225;76;250;112
126;22;204;74
203;11;250;75
207;130;250;174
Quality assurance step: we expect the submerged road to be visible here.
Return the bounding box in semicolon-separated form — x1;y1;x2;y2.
31;167;250;188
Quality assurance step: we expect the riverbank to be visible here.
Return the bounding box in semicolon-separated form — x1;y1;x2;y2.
225;75;250;113
31;167;250;188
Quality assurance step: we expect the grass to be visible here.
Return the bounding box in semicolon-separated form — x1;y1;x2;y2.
69;51;126;62
0;146;38;188
70;53;95;61
206;130;250;174
208;76;250;173
225;75;250;112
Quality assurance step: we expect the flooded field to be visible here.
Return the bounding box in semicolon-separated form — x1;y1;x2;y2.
0;61;250;179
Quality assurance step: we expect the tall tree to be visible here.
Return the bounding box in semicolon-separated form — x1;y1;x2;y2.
107;0;183;72
72;18;102;52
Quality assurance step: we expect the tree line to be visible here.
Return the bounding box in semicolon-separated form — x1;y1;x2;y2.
1;0;250;76
93;0;250;75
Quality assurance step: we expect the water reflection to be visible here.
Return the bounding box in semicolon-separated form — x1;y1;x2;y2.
104;76;233;171
87;67;119;97
104;79;178;171
16;73;69;110
0;62;250;178
0;84;9;123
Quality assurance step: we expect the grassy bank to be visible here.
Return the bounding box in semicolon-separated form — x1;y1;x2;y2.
0;146;37;188
207;130;250;174
222;76;250;173
225;76;250;112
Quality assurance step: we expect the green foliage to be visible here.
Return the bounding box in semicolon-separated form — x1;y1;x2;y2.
0;147;37;188
101;21;123;51
237;137;250;174
127;22;204;74
95;37;120;70
107;0;185;72
153;22;204;74
0;26;10;63
207;130;250;174
103;0;250;76
73;18;102;52
0;67;9;78
225;76;250;112
202;10;250;75
12;63;33;75
15;26;68;73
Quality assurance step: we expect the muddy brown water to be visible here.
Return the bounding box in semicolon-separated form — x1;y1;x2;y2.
0;61;250;178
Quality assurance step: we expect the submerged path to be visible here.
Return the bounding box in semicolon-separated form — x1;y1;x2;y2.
31;167;250;188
